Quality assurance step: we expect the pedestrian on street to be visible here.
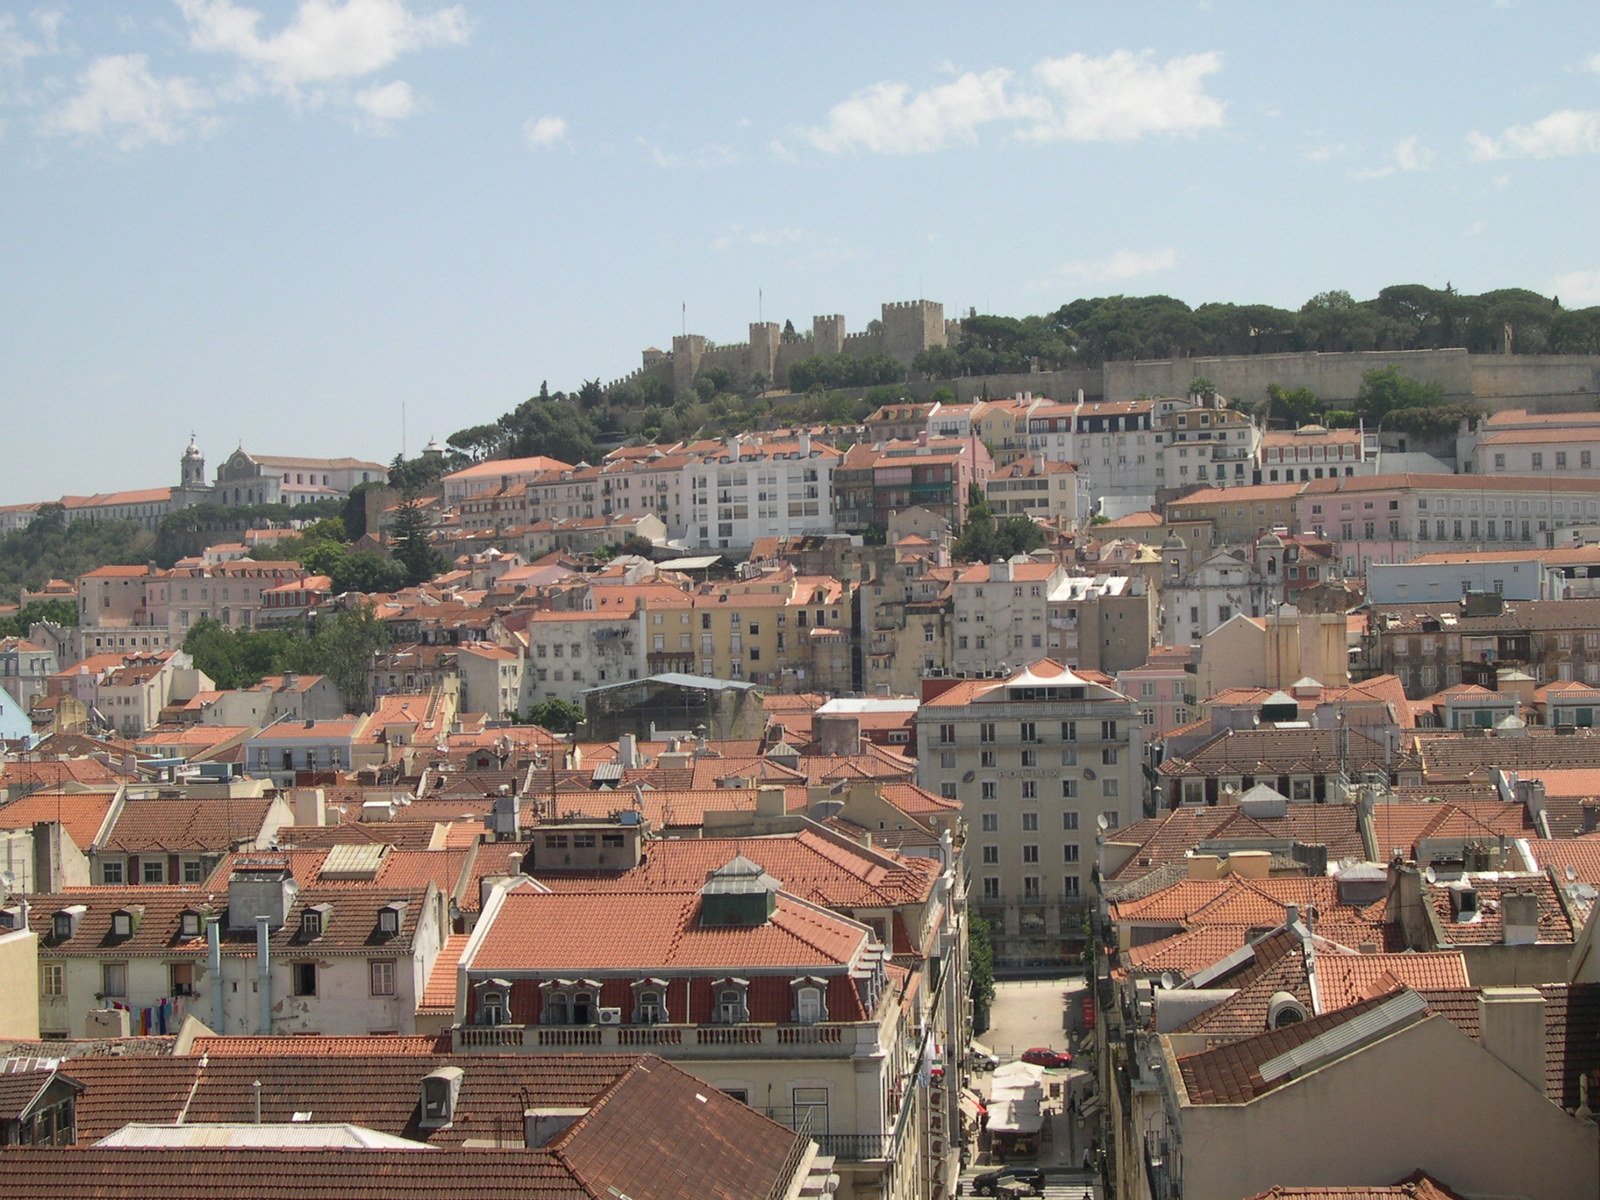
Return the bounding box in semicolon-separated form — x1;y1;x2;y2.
1082;1147;1092;1171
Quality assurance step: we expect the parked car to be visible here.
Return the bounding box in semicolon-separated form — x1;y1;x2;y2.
967;1041;1000;1071
970;1165;1046;1196
1020;1046;1073;1069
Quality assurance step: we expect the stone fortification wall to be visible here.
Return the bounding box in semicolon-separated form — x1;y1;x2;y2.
1105;348;1476;406
1467;355;1600;408
625;300;950;398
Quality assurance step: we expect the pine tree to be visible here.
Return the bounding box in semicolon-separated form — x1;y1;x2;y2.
390;492;445;587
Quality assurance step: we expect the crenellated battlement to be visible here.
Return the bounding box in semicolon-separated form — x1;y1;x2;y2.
623;298;951;396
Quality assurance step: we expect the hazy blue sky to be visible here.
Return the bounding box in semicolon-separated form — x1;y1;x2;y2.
4;2;1599;504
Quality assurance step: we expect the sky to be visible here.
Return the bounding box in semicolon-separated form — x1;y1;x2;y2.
3;1;1600;505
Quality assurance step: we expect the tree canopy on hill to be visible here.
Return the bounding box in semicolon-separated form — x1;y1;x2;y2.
0;505;152;601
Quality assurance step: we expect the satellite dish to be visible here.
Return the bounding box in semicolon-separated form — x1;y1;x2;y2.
1096;813;1109;832
962;770;976;784
1424;866;1438;885
0;871;13;894
1567;865;1579;883
1084;767;1097;781
1160;971;1178;990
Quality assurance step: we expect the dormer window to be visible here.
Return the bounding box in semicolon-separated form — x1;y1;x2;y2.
110;908;141;939
792;982;827;1025
419;1067;463;1129
52;912;76;941
180;911;202;938
300;904;331;938
631;978;670;1025
712;977;750;1025
378;901;407;936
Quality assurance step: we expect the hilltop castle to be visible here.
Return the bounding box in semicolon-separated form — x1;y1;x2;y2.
613;299;960;397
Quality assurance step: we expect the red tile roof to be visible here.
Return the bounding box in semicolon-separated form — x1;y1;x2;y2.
100;797;280;853
531;831;939;909
0;791;115;851
1243;1171;1471;1200
1424;874;1573;945
470;888;871;976
1178;994;1417;1104
420;934;470;1013
187;1035;446;1056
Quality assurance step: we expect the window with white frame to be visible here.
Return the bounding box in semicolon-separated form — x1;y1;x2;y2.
370;960;396;996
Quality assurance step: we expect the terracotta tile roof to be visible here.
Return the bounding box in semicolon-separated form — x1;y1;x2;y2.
65;1051;638;1144
187;1035;446;1056
29;881;436;959
1107;805;1366;883
470;888;871;979
1122;926;1262;976
532;831;939;909
1368;801;1533;861
1111;877;1354;930
1425;873;1572;945
553;1056;805;1200
0;791;115;851
1243;1171;1471;1200
1315;952;1470;1011
1159;725;1418;777
1414;729;1600;778
99;797;279;853
1176;942;1316;1038
276;822;444;850
1527;837;1600;885
420;934;470;1013
1177;994;1416;1104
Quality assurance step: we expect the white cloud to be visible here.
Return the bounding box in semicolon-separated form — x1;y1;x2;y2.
1586;52;1600;74
1055;248;1177;284
1468;109;1600;160
522;114;566;148
1550;269;1600;306
1301;141;1351;163
767;138;797;163
1020;50;1224;142
178;0;468;94
354;78;413;122
41;53;216;150
711;225;808;251
803;51;1224;156
1352;135;1435;179
1465;219;1486;238
805;67;1021;154
638;136;737;168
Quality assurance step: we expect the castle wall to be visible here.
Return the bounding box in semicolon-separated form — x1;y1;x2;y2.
1104;348;1476;406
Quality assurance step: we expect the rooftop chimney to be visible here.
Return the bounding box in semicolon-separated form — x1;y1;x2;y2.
1477;988;1547;1093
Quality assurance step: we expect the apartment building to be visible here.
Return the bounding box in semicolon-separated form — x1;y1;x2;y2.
1297;473;1600;574
455;841;950;1200
1368;595;1600;696
1045;573;1156;674
439;454;573;505
154;560;310;637
983;456;1089;528
683;433;839;551
915;659;1142;967
28;853;449;1038
1166;482;1307;547
1158;397;1262;493
949;558;1064;677
1460;408;1600;476
1026;396;1161;501
74;564;170;659
1260;423;1378;482
834;434;992;533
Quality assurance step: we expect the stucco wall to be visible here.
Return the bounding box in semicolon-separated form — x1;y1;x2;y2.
1179;1014;1598;1200
0;929;39;1039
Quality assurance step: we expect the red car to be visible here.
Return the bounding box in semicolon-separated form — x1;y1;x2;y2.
1020;1046;1073;1069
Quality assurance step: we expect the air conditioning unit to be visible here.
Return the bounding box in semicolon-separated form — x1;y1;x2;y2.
596;1008;622;1025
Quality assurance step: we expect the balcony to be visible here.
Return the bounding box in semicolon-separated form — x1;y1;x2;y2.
453;1020;871;1059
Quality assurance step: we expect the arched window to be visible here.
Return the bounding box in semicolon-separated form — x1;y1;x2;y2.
572;990;596;1025
637;990;664;1024
480;991;506;1026
544;991;569;1026
795;986;822;1025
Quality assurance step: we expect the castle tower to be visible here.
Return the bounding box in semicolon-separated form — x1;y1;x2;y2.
181;434;206;488
813;314;845;357
881;300;946;366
